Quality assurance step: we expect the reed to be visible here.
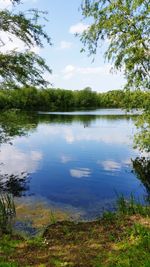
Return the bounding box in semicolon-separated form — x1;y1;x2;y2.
0;194;16;234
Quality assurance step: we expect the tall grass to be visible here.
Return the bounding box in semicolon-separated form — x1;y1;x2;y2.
0;194;16;234
117;194;150;216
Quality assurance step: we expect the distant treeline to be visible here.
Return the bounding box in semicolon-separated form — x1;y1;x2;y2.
0;87;149;111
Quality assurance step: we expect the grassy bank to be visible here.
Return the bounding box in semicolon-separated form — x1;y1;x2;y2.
0;197;150;267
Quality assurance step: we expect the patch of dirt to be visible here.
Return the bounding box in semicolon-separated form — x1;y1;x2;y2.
1;214;150;267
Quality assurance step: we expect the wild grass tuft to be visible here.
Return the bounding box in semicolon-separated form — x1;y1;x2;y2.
117;194;150;216
49;211;57;225
0;194;16;235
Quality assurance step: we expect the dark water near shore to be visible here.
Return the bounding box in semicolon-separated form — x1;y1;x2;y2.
0;109;149;219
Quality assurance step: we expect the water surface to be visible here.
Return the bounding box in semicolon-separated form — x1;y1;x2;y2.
0;109;148;219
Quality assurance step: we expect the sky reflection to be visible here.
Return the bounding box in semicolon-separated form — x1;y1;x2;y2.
0;111;147;218
0;144;42;175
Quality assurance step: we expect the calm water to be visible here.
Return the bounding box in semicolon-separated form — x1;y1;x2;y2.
0;109;149;219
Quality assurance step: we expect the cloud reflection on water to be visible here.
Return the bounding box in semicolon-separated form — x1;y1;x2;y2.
70;168;91;178
37;122;135;146
60;154;73;164
0;144;42;175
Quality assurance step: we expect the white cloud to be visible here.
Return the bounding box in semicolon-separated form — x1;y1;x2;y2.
0;0;40;54
57;41;72;50
70;168;91;178
69;22;89;34
62;64;112;80
0;31;40;54
62;65;76;80
0;0;12;9
0;31;25;52
63;65;75;73
77;65;112;75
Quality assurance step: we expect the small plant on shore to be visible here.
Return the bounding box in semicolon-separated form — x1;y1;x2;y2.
117;194;150;216
49;211;57;225
0;194;16;235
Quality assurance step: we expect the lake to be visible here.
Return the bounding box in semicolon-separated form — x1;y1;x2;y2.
0;109;149;219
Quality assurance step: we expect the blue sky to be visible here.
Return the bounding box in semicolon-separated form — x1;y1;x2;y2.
1;0;125;92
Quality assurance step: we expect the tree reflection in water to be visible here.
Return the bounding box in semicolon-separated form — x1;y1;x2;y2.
0;110;150;201
0;111;36;197
132;157;150;201
0;172;29;197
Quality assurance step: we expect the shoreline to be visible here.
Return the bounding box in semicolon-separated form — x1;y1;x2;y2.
0;198;150;267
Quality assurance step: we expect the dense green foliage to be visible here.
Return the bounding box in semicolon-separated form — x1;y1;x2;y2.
0;1;51;88
134;111;150;152
80;0;150;152
0;87;149;111
80;0;150;91
0;85;147;151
